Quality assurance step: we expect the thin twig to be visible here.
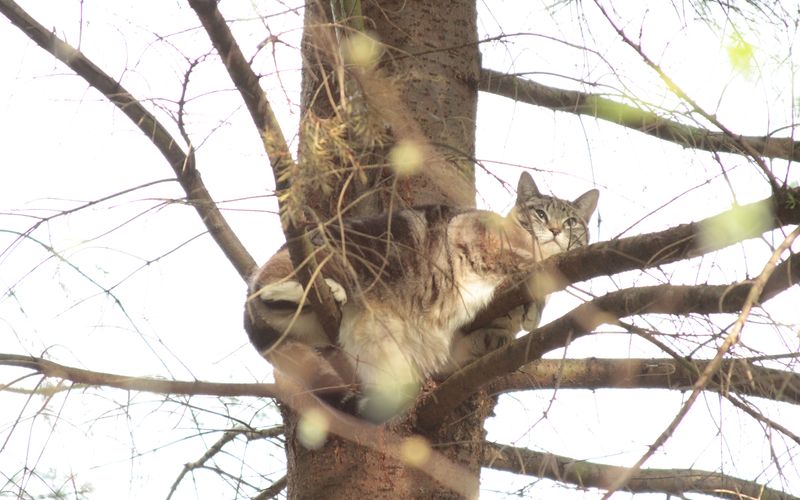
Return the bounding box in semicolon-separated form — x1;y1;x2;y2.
591;0;782;192
167;426;286;500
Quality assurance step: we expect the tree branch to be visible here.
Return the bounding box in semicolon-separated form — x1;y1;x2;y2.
488;358;800;406
252;475;287;500
482;441;796;500
0;0;256;281
479;68;800;163
187;0;341;342
418;250;800;429
0;353;278;397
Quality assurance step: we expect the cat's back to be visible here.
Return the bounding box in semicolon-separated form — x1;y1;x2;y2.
249;205;471;292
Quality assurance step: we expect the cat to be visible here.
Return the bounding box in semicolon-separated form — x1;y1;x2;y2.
244;172;598;419
446;174;599;373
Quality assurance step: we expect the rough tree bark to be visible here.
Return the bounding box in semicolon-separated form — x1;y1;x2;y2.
283;1;484;498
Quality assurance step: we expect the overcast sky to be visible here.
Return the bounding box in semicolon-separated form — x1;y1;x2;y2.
1;1;798;498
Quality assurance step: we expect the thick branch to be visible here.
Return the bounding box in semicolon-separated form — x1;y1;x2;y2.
470;187;800;330
482;441;796;500
187;0;341;341
479;68;800;163
0;0;255;281
488;358;800;406
418;251;800;429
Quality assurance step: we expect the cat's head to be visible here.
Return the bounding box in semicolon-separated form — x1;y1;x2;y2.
510;172;599;259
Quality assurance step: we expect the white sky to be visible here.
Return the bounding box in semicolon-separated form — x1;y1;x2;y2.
1;1;799;498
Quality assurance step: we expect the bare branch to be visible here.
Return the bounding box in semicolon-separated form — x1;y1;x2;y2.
723;394;800;446
0;353;278;398
482;441;797;500
418;250;800;429
479;68;800;163
252;475;287;500
187;0;341;341
0;0;256;281
488;358;800;406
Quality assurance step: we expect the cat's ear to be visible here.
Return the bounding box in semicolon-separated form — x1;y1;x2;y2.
516;172;540;201
572;189;599;221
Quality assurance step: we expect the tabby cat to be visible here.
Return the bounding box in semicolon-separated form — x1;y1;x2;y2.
245;172;598;418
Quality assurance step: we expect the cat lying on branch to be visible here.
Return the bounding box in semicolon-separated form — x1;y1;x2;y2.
245;172;598;420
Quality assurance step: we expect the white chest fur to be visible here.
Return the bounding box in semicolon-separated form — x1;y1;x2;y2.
337;273;501;393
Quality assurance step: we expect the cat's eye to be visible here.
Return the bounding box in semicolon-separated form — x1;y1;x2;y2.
534;209;547;220
563;217;578;228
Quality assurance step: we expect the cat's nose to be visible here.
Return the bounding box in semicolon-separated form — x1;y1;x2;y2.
549;227;561;236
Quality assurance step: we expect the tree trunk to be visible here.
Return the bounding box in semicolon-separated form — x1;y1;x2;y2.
298;0;478;214
283;1;485;498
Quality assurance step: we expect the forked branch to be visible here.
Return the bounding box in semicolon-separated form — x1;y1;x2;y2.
187;0;341;341
603;226;800;497
0;0;255;280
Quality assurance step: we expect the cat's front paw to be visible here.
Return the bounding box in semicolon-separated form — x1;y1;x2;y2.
477;327;513;354
324;278;347;304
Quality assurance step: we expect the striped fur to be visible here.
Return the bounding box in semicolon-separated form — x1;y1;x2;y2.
245;172;598;417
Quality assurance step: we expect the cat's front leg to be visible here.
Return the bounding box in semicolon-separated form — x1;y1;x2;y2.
448;302;543;371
